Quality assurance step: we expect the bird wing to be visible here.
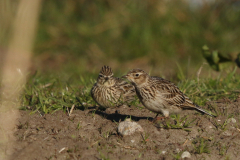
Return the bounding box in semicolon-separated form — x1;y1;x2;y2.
151;77;215;117
115;78;136;102
151;77;186;106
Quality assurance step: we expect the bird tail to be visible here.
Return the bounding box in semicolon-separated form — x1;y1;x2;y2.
184;97;216;117
194;104;216;117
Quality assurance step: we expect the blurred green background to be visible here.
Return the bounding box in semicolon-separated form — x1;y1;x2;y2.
1;0;240;80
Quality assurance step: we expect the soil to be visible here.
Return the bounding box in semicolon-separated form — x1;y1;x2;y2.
10;98;240;160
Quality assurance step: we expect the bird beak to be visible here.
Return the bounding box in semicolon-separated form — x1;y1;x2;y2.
105;77;109;81
121;75;128;79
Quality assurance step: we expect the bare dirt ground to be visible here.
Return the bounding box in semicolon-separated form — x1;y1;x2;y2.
11;98;240;160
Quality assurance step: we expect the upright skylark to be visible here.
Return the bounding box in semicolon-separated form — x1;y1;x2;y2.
91;66;136;108
122;69;215;118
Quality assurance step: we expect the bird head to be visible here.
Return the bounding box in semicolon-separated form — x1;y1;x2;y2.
122;69;149;87
97;65;115;86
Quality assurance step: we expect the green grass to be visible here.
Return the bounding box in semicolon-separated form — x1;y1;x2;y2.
171;151;184;160
210;115;233;131
218;143;231;156
158;114;196;132
20;73;96;114
192;137;210;154
19;69;240;115
178;67;240;106
140;132;150;144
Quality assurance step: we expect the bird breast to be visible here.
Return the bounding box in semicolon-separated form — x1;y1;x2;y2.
92;85;120;108
136;86;164;113
142;96;165;113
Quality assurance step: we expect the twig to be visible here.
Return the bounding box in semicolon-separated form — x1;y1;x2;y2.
44;137;49;140
116;142;137;150
59;147;66;153
69;104;75;116
90;141;100;146
40;83;52;89
66;107;70;115
197;63;207;83
37;110;42;117
90;138;102;147
183;139;188;146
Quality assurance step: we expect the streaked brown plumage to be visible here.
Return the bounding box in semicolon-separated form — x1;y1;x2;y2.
91;65;136;108
122;69;215;118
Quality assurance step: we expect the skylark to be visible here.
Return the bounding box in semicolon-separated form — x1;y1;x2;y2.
122;69;215;118
91;65;136;108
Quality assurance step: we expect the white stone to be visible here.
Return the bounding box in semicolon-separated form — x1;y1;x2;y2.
228;118;236;123
162;151;166;155
222;131;231;136
118;119;144;136
131;140;135;143
176;148;181;153
181;151;191;159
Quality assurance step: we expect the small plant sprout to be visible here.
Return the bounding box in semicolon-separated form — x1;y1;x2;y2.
159;114;196;132
192;138;210;154
76;122;82;130
141;132;150;144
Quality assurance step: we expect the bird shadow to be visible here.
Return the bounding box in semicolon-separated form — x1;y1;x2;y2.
90;109;153;122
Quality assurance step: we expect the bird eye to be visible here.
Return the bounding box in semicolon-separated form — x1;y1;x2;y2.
99;75;103;78
135;74;139;77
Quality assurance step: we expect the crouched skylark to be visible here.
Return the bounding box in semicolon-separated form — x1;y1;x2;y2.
122;69;215;118
91;66;136;108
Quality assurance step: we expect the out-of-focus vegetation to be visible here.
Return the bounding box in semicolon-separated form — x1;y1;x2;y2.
1;0;240;79
34;0;240;77
202;45;240;71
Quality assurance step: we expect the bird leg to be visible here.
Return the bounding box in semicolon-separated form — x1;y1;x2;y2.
151;114;166;123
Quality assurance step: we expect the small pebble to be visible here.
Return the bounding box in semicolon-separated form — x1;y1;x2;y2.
181;151;191;159
222;131;231;136
162;151;166;155
176;148;181;153
228;118;236;123
131;140;135;143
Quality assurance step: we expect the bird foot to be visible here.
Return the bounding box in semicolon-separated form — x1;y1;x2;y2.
150;116;166;123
